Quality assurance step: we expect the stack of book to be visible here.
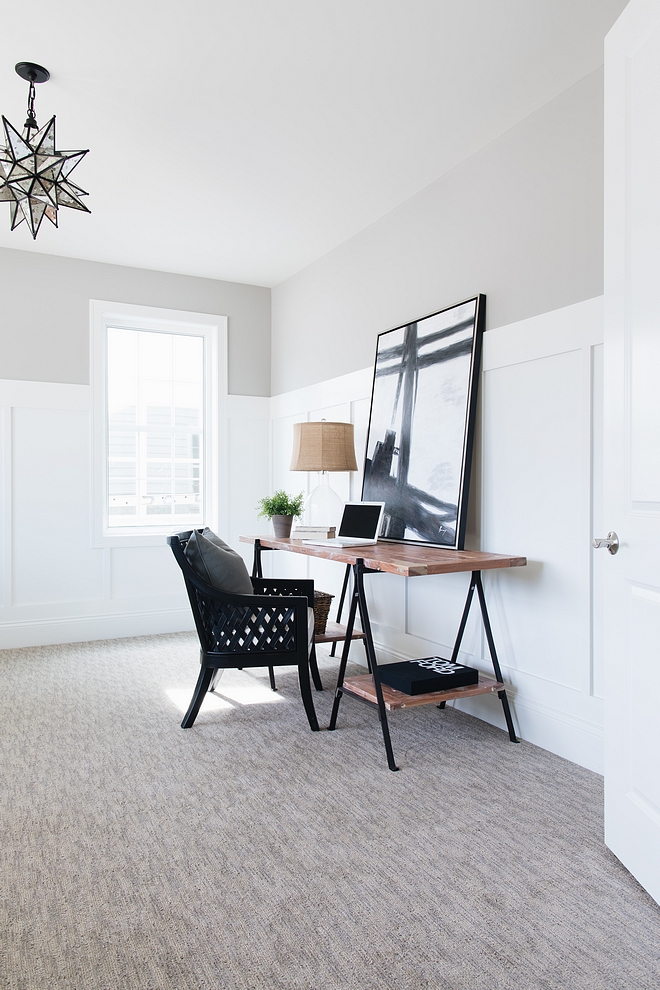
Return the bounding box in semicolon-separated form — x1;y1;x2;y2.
291;525;336;540
378;657;479;695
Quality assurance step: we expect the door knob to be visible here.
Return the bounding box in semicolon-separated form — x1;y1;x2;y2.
592;531;619;555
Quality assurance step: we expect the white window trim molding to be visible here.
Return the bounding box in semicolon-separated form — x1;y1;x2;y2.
90;299;227;548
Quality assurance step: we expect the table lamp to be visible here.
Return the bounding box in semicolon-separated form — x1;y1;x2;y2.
290;420;358;527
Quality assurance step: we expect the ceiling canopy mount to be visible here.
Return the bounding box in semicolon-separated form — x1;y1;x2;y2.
15;62;50;84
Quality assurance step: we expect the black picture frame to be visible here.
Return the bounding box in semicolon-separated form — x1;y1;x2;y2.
361;294;485;550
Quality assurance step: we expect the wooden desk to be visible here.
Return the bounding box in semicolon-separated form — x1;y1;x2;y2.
240;535;525;577
241;536;526;771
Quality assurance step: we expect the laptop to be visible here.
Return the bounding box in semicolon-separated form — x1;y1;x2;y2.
302;502;385;547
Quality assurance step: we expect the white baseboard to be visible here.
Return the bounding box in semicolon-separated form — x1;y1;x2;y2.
0;608;195;650
452;692;604;775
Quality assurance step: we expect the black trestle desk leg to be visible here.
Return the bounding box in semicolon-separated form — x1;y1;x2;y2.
354;560;399;772
330;564;352;658
475;571;519;744
440;574;476;709
449;572;477;663
328;577;359;731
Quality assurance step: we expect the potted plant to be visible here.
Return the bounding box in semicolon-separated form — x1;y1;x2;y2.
257;490;305;538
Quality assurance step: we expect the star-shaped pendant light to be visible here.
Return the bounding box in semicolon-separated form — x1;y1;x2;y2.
0;62;90;239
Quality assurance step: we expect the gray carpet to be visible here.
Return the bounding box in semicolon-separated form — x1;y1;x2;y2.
1;632;659;990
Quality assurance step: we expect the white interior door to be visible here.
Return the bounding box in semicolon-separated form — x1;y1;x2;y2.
603;0;660;905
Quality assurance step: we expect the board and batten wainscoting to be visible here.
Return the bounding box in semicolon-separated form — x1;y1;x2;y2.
269;296;604;773
0;383;269;649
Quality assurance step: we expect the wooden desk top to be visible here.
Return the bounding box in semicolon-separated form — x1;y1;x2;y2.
240;536;526;578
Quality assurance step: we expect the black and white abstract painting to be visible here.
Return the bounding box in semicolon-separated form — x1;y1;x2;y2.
362;295;484;550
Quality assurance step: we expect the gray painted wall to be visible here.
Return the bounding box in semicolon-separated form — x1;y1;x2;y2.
0;250;271;395
271;69;604;395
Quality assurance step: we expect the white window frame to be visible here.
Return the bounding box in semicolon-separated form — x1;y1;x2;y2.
91;300;227;548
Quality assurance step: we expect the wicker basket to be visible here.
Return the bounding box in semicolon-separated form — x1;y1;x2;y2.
313;590;334;635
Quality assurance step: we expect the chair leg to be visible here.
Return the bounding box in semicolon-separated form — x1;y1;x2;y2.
181;667;215;729
268;666;277;691
309;643;324;691
298;660;320;731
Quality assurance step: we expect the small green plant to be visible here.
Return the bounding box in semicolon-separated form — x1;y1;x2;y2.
256;490;305;519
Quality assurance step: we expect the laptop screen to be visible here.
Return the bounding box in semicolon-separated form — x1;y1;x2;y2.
338;503;383;539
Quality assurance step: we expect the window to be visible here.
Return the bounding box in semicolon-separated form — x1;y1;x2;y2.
107;327;205;527
92;301;225;546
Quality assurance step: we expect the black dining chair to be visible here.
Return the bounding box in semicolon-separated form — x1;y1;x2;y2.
168;532;320;731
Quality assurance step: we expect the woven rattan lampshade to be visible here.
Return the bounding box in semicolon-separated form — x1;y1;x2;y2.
290;421;358;472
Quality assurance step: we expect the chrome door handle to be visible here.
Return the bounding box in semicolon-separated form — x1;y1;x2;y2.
592;531;619;555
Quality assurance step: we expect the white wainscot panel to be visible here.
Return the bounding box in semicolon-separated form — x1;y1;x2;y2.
365;570;405;635
272;414;304;498
350;396;371;500
307;556;348;608
404;571;482;662
309;401;352;507
309;401;351;423
262;546;309;582
227;413;269;564
482;350;587;692
112;545;186;599
12;407;104;605
306;556;369;664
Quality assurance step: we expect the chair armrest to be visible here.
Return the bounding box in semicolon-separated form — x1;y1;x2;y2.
197;590;310;658
251;578;315;608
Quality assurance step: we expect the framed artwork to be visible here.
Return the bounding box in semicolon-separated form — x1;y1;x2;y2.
361;294;485;550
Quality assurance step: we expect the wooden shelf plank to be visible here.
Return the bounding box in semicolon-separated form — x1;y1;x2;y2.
315;621;365;644
342;673;505;711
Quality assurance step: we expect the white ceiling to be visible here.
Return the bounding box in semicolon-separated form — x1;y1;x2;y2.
0;0;627;287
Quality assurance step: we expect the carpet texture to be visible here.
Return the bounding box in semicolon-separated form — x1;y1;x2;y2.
1;632;659;990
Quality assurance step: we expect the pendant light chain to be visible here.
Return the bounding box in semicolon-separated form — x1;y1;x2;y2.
24;77;38;132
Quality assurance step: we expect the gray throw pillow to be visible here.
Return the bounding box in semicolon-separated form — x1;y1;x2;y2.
184;529;253;595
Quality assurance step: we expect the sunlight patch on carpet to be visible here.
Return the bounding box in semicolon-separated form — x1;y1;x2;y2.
216;680;286;706
166;688;234;713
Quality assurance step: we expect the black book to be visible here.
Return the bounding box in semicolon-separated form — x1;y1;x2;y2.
378;657;479;695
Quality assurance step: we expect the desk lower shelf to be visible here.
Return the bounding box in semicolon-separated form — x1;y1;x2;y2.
342;674;504;711
315;622;365;645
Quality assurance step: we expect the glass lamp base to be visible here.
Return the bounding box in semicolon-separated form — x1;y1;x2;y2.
305;474;343;529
